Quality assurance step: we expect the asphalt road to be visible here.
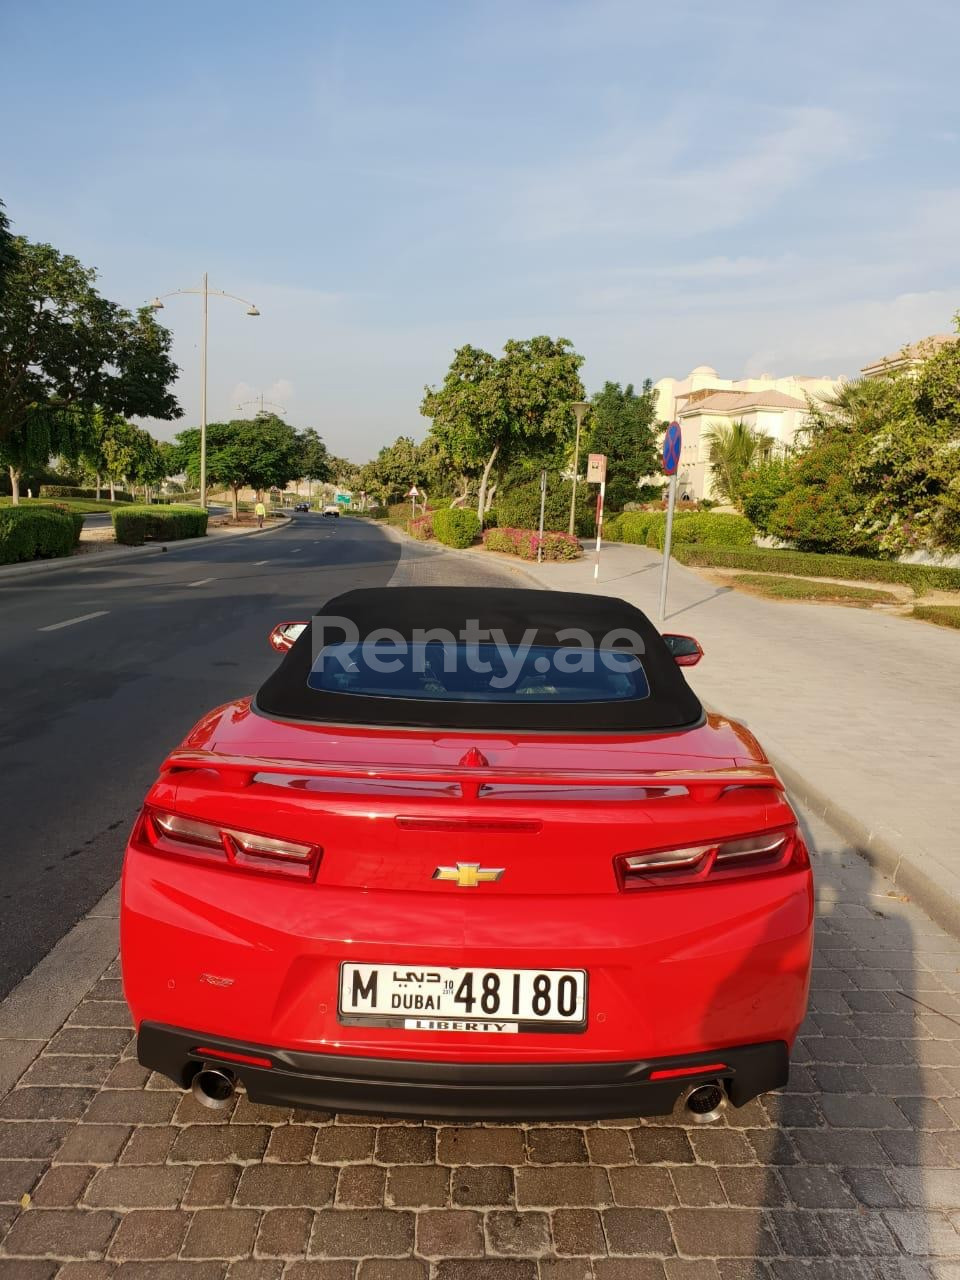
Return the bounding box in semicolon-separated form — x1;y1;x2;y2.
0;515;518;998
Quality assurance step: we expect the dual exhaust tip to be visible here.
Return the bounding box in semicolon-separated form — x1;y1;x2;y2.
190;1062;728;1122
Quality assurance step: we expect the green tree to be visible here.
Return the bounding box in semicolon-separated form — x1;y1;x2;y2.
738;456;796;533
767;436;881;555
297;427;332;493
358;436;421;505
703;420;775;505
0;232;181;501
421;336;584;520
174;416;303;518
587;380;660;511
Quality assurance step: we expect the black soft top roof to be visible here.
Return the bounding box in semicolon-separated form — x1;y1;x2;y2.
254;587;703;733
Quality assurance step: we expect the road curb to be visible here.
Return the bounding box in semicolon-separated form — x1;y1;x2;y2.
0;513;291;584
768;750;960;938
0;881;120;1100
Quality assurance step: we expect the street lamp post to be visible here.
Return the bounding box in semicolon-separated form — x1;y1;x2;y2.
149;272;260;509
568;401;591;536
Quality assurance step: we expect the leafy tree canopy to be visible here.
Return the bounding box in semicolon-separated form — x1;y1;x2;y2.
421;336;584;518
173;416;304;518
298;426;332;484
0;232;181;464
587;380;660;511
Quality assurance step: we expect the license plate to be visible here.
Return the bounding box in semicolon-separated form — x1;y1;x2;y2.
339;963;587;1034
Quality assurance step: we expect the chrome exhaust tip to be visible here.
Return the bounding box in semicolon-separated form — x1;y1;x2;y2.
191;1066;236;1110
683;1080;727;1124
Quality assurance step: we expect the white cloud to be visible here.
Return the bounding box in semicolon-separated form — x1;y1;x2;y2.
508;107;856;239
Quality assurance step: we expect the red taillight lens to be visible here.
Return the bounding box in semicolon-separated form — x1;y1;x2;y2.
617;827;801;889
142;808;320;881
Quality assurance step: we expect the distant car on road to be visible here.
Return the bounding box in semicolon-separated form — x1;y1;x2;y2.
294;502;310;513
122;586;813;1124
322;504;341;517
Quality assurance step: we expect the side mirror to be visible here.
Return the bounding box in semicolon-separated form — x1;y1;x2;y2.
662;633;703;667
269;621;307;653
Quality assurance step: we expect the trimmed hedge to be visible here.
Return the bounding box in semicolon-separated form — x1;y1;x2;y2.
433;507;480;548
0;506;75;563
672;544;960;593
483;526;582;561
606;509;755;550
112;505;208;545
48;504;84;545
912;605;960;629
40;485;133;502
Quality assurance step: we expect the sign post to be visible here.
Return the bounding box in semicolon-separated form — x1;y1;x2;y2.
658;422;682;622
537;469;547;563
587;453;608;581
406;485;420;519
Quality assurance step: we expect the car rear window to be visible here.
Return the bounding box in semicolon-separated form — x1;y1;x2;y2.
307;641;649;703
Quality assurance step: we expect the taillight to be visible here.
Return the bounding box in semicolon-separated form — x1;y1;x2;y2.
616;827;803;889
142;808;320;881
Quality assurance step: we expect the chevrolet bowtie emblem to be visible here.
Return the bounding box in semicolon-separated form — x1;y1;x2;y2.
433;862;504;888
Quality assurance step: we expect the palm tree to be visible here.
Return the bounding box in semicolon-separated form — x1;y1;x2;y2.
703;420;775;505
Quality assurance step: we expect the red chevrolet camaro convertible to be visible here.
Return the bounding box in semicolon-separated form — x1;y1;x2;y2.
122;587;813;1122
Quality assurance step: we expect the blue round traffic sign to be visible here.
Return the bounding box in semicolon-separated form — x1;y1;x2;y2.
662;422;682;475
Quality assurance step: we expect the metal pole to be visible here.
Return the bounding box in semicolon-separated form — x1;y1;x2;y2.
537;468;546;563
593;478;605;581
658;472;678;622
568;403;588;536
199;271;208;510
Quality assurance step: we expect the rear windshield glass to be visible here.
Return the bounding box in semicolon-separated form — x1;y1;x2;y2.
307;641;649;703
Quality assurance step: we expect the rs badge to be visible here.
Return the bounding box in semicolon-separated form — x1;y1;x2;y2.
433;862;504;888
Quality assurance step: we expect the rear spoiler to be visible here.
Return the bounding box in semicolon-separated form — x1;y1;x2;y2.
162;749;784;803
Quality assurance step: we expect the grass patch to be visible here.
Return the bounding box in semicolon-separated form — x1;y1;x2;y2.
0;497;126;515
732;573;899;605
912;604;960;629
672;543;960;593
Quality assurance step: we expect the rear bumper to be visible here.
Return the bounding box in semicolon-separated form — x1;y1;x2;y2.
138;1022;789;1120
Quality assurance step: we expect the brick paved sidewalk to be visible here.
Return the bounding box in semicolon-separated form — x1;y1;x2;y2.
512;541;960;934
1;810;959;1278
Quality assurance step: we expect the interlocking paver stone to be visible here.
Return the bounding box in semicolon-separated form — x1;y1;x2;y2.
1;810;958;1277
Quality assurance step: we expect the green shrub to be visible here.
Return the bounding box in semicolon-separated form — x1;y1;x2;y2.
616;511;658;544
40;485;133;502
112;505;208;545
48;505;84;545
432;507;480;548
408;513;434;540
0;506;75;563
483;527;581;561
739;458;796;533
671;543;960;592
636;510;756;551
912;604;960;629
602;514;622;542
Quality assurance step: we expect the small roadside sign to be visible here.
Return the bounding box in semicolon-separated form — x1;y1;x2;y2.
658;423;682;620
662;422;682;475
406;486;420;498
586;453;607;483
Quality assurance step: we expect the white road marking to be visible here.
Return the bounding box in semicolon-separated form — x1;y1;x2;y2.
39;610;109;632
187;577;216;587
252;560;269;566
290;548;302;554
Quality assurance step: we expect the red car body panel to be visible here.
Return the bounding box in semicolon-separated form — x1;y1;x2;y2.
122;697;813;1114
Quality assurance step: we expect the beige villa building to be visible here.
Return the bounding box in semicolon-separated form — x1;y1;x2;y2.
652;366;843;501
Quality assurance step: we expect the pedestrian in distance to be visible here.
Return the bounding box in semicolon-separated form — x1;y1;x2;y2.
255;499;266;529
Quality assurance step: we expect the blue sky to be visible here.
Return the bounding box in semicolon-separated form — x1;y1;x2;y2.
2;0;958;457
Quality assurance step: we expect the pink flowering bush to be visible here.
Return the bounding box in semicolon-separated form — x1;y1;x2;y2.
483;526;581;561
408;513;434;540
